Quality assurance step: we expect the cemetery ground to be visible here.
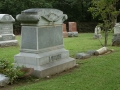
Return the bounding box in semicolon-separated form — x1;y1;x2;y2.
0;33;120;90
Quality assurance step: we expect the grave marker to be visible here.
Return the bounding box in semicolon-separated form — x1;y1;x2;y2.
94;26;102;39
14;8;76;78
68;22;78;37
0;14;18;46
112;23;120;46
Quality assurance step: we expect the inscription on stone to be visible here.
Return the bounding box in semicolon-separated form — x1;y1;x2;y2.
3;35;13;40
49;54;61;62
0;24;12;34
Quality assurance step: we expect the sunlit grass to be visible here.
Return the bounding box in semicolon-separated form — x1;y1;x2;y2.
1;33;120;90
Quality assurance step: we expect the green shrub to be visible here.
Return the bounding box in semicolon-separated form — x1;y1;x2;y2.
0;58;25;84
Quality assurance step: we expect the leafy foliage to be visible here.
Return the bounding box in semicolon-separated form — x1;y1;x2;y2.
0;58;25;84
88;0;120;46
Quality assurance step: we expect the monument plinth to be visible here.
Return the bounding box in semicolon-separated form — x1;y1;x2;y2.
0;14;18;47
14;8;76;78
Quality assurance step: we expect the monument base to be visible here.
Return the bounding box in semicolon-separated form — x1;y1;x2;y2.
112;34;120;46
0;40;18;47
14;49;76;78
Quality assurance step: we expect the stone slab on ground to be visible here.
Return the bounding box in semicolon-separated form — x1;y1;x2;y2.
76;53;91;59
87;50;97;55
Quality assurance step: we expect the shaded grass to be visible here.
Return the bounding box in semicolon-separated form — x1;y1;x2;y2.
1;33;120;90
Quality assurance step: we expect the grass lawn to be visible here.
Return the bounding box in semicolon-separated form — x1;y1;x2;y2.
1;33;120;90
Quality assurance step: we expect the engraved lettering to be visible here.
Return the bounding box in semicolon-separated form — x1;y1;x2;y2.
49;54;61;62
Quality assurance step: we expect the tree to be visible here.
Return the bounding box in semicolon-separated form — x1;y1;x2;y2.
88;0;120;46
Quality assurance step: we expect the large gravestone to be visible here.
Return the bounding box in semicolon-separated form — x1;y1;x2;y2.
0;14;18;47
112;23;120;46
14;8;76;78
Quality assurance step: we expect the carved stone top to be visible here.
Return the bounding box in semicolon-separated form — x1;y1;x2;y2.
16;8;68;26
0;14;15;23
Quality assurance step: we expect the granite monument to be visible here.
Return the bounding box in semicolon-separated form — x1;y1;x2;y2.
14;8;76;78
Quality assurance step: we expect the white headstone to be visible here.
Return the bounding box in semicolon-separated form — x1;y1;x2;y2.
112;23;120;46
114;23;120;34
94;26;102;39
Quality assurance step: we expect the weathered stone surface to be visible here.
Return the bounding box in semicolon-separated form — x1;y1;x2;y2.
72;32;78;37
68;32;78;37
0;74;9;86
87;50;97;55
68;32;73;37
68;22;78;37
14;8;76;78
94;26;102;39
94;47;108;55
112;23;120;46
114;23;120;34
0;14;15;22
76;53;91;59
68;22;77;32
16;8;68;26
0;14;18;47
20;25;63;53
112;34;120;46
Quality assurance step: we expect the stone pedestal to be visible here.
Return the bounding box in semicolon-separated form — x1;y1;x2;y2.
68;22;78;37
62;24;68;38
0;14;18;47
14;8;76;78
112;23;120;46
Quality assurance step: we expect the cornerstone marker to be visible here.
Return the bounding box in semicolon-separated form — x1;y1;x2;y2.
14;8;76;78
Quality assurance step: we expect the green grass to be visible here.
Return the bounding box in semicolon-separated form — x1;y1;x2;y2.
1;33;120;90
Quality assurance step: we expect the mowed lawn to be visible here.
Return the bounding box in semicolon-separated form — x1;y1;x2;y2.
1;33;120;90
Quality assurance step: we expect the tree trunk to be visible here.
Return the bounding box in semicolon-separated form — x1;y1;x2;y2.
104;28;108;46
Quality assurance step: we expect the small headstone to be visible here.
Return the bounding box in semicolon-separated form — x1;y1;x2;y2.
112;23;120;46
62;24;68;38
76;53;91;59
0;14;18;47
68;22;78;37
94;26;102;39
14;8;76;78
